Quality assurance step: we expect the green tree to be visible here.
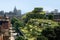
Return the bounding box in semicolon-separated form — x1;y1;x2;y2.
11;17;19;24
47;14;53;20
37;36;48;40
15;36;24;40
14;21;24;28
41;27;56;40
32;7;43;13
11;17;24;27
22;7;46;23
54;26;60;40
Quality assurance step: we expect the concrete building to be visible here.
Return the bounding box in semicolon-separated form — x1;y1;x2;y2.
0;7;21;19
0;15;11;40
0;11;4;17
46;9;60;22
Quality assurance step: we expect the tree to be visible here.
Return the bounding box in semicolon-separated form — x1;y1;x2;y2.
54;26;60;40
37;35;48;40
32;7;43;13
22;7;46;23
11;17;24;27
15;36;24;40
41;27;56;40
47;14;53;20
11;17;19;24
14;21;24;28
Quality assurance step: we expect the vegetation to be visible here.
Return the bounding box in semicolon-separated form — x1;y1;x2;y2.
11;17;24;27
37;35;48;40
11;7;60;40
46;14;54;20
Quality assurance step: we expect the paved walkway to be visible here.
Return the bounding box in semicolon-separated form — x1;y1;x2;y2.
9;24;17;40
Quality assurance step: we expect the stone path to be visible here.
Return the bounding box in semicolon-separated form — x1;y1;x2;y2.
9;24;17;40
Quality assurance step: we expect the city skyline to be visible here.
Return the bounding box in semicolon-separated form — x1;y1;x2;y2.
0;0;60;14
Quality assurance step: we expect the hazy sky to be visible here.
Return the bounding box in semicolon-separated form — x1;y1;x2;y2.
0;0;60;14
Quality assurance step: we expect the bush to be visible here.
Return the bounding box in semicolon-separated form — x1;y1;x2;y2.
41;27;56;40
37;35;48;40
15;36;24;40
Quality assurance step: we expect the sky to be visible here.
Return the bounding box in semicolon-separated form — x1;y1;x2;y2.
0;0;60;14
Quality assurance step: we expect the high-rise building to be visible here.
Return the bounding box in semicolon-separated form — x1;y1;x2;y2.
13;6;17;15
13;7;21;18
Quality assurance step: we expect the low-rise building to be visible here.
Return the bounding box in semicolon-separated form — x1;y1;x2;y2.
46;9;60;22
0;15;11;40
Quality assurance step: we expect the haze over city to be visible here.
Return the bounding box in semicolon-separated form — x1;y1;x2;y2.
0;0;60;14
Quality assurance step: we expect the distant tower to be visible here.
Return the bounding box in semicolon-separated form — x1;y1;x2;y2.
13;6;21;18
13;6;17;15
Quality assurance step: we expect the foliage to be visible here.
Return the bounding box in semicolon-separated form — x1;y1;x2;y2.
11;17;24;27
22;7;46;23
41;26;60;40
20;19;58;40
54;26;60;40
41;27;56;40
11;17;19;24
11;7;60;40
32;7;43;13
15;36;25;40
47;14;54;20
37;35;48;40
28;19;58;28
14;21;23;28
26;13;45;19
